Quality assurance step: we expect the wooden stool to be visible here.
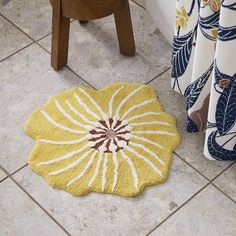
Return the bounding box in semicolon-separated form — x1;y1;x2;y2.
49;0;136;71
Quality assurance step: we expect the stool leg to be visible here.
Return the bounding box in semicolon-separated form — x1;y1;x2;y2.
114;0;135;56
51;0;70;71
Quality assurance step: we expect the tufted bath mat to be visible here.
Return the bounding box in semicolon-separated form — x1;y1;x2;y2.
25;83;181;197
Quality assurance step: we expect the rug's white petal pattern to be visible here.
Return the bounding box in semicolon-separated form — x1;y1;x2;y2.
25;83;181;197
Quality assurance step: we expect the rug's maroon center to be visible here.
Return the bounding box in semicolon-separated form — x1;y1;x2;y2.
88;118;131;153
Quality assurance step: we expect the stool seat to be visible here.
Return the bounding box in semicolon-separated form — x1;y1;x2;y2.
50;0;136;71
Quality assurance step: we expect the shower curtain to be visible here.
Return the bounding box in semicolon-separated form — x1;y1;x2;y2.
171;0;236;160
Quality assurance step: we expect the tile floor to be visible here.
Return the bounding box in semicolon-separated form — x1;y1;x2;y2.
0;0;235;235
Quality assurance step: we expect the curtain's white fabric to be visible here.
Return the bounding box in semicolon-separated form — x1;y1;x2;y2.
147;0;236;160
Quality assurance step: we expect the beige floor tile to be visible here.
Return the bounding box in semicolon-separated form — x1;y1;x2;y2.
213;163;236;202
150;185;236;236
0;169;7;181
0;0;51;40
0;44;87;173
0;178;66;236
149;71;232;180
0;15;32;61
39;2;171;88
13;155;207;236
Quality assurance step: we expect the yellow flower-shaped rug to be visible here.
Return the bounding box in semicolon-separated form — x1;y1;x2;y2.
25;83;181;197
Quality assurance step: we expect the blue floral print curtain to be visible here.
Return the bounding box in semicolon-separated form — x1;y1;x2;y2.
172;0;236;160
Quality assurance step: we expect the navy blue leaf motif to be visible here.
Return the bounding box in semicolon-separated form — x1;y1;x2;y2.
206;121;217;129
199;11;220;30
218;24;236;41
216;80;236;135
222;0;236;10
188;0;196;16
184;63;213;109
187;116;199;132
199;11;220;41
171;31;194;78
207;131;236;160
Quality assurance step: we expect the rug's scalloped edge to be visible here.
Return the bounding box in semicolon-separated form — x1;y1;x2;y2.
24;82;178;140
27;139;179;198
28;153;173;198
25;82;181;197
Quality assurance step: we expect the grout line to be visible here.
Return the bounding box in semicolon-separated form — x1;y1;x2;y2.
174;152;211;181
130;0;145;10
0;176;9;183
65;66;97;90
0;13;39;43
175;152;236;194
210;161;235;182
146;159;236;235
0;41;35;63
0;12;96;89
0;164;29;180
211;182;236;204
0;165;11;183
35;39;97;90
145;182;210;235
0;165;10;178
0;166;9;183
36;32;52;42
33;34;97;90
146;67;171;85
10;163;29;176
35;40;51;54
0;13;42;63
0;165;71;236
175;154;235;183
